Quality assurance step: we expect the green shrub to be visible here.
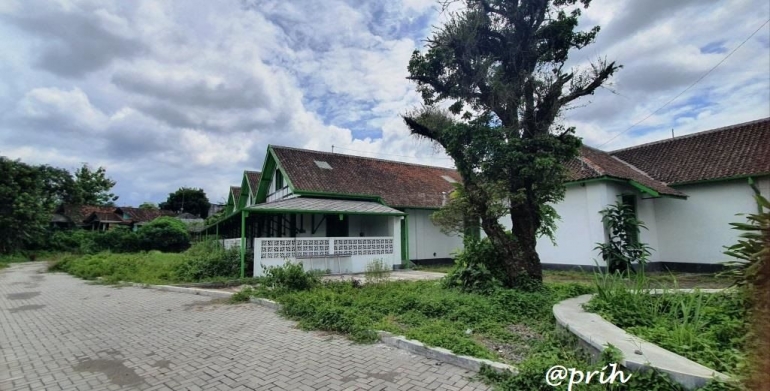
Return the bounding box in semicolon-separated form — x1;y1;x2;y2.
174;240;240;281
364;258;391;283
586;270;748;374
93;227;140;253
595;201;653;274
443;237;506;293
262;261;321;291
137;217;190;252
722;193;769;289
49;251;186;284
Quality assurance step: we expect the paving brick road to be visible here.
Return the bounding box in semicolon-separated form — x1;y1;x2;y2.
0;263;491;391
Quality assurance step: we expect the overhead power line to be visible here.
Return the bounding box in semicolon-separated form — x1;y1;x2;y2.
598;18;770;148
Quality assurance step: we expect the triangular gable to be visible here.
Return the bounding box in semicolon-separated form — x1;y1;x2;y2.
254;146;295;204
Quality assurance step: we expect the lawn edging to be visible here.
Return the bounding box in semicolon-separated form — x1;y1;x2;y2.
127;283;235;299
553;294;731;390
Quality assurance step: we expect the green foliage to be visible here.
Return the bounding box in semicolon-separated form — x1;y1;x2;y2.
0;158;61;254
261;262;321;292
443;237;507;293
137;217;191;252
722;193;769;288
93;227;140;253
596;201;653;273
174;240;240;281
364;258;391;284
49;252;186;284
586;270;749;374
249;279;592;357
69;164;118;205
404;0;620;286
160;187;211;218
0;157;119;254
139;202;158;210
229;287;254;304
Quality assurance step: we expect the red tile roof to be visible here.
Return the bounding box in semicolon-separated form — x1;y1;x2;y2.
610;118;770;184
245;171;262;194
566;146;686;197
116;207;176;223
230;186;241;204
57;205;119;225
86;212;127;223
271;146;461;208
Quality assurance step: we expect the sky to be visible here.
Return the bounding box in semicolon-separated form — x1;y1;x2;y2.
1;0;768;207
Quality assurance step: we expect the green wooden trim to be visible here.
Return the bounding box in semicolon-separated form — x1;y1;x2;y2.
564;176;627;187
237;173;251;210
396;206;441;211
293;190;383;203
670;172;770;187
243;206;406;216
628;180;660;198
255;146;297;204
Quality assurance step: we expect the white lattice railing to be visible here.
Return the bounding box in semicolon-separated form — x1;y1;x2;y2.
256;237;394;259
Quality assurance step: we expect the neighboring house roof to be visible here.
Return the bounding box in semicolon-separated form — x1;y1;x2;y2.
56;205;119;225
176;212;202;220
246;197;406;215
566;146;686;197
610;117;770;185
245;171;262;194
117;207;176;223
85;212;127;224
270;146;462;209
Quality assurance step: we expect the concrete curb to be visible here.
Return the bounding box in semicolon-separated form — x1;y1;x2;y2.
376;331;516;374
127;283;234;299
554;294;731;390
129;284;516;375
249;297;282;311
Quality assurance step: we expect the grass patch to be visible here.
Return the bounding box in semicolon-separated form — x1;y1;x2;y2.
413;265;732;289
251;279;594;357
49;251;188;284
585;270;748;375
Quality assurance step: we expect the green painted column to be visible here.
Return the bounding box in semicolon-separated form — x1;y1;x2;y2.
240;210;248;278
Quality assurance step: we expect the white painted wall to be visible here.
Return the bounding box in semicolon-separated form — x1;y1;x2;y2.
653;177;769;265
404;208;464;260
253;233;400;276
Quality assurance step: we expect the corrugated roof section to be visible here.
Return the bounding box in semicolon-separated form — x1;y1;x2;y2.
246;197;406;215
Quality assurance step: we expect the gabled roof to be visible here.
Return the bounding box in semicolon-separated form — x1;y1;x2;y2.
268;146;461;208
116;207;176;223
56;205;119;225
610;117;770;184
230;186;241;204
85;212;127;224
245;171;262;194
566;146;686;197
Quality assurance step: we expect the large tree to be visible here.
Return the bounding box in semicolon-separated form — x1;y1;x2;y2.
404;0;619;287
0;158;61;253
160;187;210;218
69;164;118;206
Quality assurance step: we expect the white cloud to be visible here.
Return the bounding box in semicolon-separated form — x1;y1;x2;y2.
0;0;767;206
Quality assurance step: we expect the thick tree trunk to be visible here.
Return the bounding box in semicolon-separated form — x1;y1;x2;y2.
508;203;543;284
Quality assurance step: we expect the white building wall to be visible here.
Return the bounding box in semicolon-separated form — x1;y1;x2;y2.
652;177;768;265
404;208;464;260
